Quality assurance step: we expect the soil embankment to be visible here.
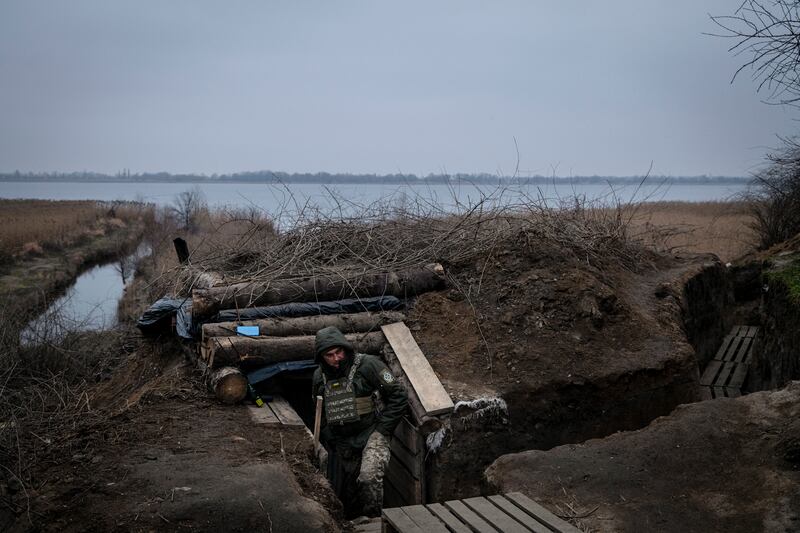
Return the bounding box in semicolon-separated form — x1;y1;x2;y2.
410;240;714;500
6;199;783;532
486;383;800;532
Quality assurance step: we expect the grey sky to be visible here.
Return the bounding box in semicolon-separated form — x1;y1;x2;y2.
0;1;796;177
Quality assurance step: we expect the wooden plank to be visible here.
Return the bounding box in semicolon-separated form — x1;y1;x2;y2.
394;417;421;454
383;474;407;510
718;336;741;362
728;363;749;389
504;493;581;533
700;360;722;386
724;387;742;398
391;438;423;479
713;334;735;361
402;505;450;533
268;395;305;426
742;340;755;365
462;497;529;533
712;386;727;399
383;347;434;425
426;503;473;533
247;404;279;425
443;500;498;533
731;337;753;363
382;322;454;416
487;495;551;533
386;458;423;504
713;362;736;388
382;508;425;533
745;326;759;338
699;387;713;401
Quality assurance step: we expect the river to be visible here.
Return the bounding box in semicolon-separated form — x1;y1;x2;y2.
20;243;151;344
0;180;750;215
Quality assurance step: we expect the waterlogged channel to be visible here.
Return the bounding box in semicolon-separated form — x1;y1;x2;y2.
20;242;151;344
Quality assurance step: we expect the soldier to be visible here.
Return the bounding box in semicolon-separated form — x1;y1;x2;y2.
312;326;408;517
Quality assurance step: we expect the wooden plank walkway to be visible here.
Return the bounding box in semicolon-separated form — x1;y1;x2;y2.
382;492;580;533
700;325;757;400
246;394;305;427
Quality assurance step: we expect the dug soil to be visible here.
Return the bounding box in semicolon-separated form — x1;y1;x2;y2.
5;341;338;533
6;224;784;532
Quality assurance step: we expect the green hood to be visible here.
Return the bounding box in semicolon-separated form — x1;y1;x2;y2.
314;326;354;364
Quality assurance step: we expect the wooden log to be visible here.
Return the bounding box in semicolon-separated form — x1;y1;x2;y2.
209;366;248;404
201;311;406;341
203;331;387;369
192;263;445;318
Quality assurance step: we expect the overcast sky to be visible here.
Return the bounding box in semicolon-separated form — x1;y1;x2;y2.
1;1;797;177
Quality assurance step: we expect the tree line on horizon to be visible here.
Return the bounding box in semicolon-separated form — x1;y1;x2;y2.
0;170;750;185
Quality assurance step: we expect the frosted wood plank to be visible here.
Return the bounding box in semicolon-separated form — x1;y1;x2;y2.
381;322;454;416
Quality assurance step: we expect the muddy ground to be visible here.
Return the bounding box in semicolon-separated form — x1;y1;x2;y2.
4;208;799;532
4;341;338;533
486;383;800;532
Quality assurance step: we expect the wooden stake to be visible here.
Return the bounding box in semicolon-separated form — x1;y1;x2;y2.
313;396;323;447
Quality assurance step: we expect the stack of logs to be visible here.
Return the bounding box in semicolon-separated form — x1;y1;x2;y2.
192;264;446;405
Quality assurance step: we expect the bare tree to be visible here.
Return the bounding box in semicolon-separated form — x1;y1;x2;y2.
171;186;207;232
747;136;800;247
711;0;800;105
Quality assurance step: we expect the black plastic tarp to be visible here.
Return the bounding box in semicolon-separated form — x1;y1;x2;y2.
246;359;318;385
208;296;404;323
136;297;194;339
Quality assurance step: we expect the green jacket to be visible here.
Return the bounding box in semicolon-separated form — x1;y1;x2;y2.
312;326;408;449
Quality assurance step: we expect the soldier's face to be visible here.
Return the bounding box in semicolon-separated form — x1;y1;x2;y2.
322;347;346;369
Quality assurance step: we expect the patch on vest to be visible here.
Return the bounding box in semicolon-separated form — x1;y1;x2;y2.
382;370;395;383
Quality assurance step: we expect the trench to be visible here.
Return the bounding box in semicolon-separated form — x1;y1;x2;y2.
243;257;800;512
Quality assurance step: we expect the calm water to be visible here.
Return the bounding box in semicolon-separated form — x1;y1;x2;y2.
0;180;750;215
20;243;150;344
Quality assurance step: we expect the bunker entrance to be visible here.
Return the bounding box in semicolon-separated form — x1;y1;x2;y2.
251;362;430;512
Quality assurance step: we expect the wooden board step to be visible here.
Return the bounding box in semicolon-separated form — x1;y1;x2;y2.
246;395;305;427
382;493;580;533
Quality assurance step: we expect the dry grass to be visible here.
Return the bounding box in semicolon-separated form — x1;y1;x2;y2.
157;189;650;299
0;199;148;263
625;201;756;262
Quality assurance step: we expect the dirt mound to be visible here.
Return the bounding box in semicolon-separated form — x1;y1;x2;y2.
408;237;717;500
486;382;800;532
413;237;698;393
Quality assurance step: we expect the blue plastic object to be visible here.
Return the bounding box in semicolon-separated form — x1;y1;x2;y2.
236;325;260;336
